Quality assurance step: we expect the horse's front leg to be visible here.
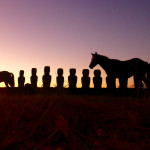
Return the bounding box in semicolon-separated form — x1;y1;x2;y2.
4;82;9;88
119;78;128;88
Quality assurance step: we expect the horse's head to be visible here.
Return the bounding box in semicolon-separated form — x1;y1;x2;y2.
89;52;98;69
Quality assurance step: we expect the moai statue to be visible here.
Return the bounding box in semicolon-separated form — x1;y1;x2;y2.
93;69;102;89
31;68;38;88
57;68;64;88
18;70;25;88
42;66;51;89
81;69;90;89
106;76;116;89
119;78;128;89
68;68;77;89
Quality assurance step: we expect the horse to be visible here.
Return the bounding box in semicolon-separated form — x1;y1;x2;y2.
89;52;149;89
0;71;15;87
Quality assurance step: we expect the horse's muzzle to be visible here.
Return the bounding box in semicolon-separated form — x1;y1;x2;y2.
89;65;93;69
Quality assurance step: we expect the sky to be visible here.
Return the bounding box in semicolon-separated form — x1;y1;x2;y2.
0;0;150;88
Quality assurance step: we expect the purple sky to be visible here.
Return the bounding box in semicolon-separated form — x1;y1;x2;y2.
0;0;150;87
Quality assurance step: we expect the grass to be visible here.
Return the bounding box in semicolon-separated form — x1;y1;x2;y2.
0;94;150;150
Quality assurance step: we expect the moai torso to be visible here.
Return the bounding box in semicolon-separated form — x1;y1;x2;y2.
68;68;77;89
43;66;51;88
81;69;90;89
93;70;102;89
57;68;64;88
31;68;38;88
18;70;25;88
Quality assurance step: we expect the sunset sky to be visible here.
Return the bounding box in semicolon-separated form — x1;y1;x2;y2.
0;0;150;88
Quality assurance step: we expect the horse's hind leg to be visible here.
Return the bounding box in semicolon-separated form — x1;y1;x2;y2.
146;65;150;88
134;74;146;97
134;75;142;89
145;77;150;88
134;72;146;89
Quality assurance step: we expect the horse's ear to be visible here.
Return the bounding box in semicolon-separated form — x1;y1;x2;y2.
91;53;94;56
95;52;97;55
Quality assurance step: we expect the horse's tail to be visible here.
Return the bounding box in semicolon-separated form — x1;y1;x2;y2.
10;73;15;87
145;63;150;88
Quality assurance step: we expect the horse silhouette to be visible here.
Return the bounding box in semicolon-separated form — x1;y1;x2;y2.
0;71;14;87
89;52;149;89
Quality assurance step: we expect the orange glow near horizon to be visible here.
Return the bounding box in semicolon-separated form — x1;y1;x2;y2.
0;66;134;88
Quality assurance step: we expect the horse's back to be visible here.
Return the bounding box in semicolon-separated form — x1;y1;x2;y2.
130;58;147;63
0;71;10;77
0;71;12;81
109;58;148;78
130;58;148;68
128;58;148;75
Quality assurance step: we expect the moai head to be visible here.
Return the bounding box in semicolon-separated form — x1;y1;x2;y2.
44;66;50;75
82;69;89;77
57;68;63;76
20;70;24;77
94;70;101;77
70;68;76;76
32;68;37;76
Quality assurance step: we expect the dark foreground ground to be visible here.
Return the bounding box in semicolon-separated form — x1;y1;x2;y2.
0;91;150;150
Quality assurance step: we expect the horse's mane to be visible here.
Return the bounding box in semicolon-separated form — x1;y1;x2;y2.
96;54;110;60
